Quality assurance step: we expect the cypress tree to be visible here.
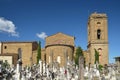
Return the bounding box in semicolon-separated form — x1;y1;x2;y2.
37;41;41;64
75;46;83;65
94;49;99;64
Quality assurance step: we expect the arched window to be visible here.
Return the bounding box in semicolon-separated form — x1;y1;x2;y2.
97;22;101;24
57;56;61;63
97;29;101;39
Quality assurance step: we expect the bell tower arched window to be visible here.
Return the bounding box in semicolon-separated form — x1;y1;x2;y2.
97;29;101;39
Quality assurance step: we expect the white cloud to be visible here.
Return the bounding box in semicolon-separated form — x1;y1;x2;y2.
36;32;47;39
0;17;19;37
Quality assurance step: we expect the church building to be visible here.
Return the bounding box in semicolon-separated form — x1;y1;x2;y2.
41;12;109;67
41;32;75;67
0;12;109;67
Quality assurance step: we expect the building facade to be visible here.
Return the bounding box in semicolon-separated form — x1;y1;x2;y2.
41;32;75;67
0;41;38;67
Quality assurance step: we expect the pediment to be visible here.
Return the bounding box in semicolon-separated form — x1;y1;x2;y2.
46;32;74;46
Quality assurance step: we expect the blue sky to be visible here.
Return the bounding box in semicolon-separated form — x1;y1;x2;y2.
0;0;120;63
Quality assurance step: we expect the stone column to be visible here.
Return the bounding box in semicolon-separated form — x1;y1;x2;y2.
18;48;22;71
79;56;84;80
64;49;67;68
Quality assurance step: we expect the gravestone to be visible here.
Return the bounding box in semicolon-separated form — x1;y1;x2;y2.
16;61;20;80
39;60;42;75
101;74;105;80
79;56;84;80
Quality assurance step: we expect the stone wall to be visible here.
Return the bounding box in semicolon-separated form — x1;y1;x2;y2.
0;56;12;67
41;48;46;62
45;45;74;67
90;44;108;65
32;50;37;64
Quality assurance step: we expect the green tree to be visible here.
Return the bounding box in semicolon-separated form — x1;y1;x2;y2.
98;64;103;71
37;41;41;64
2;60;10;69
75;46;83;65
94;49;99;64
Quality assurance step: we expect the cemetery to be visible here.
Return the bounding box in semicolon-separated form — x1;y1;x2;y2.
0;55;120;80
0;13;120;80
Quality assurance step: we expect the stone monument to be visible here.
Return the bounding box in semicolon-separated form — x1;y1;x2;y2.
79;56;84;80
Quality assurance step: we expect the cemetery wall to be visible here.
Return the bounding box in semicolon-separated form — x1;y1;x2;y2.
0;56;12;67
0;53;18;66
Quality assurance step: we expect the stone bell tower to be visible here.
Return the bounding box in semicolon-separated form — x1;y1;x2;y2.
87;12;109;65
